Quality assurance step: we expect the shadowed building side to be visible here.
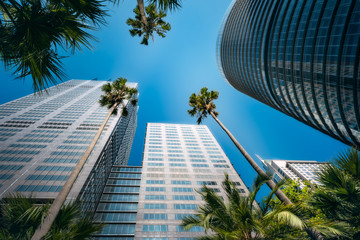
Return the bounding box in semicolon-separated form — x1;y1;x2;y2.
217;0;360;148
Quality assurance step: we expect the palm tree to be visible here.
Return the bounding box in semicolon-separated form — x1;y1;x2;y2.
0;194;102;239
188;87;292;205
31;77;138;240
182;174;307;239
310;148;360;238
183;174;348;240
127;4;171;45
0;0;107;92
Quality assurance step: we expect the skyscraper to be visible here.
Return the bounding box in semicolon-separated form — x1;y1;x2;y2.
0;80;138;212
91;123;249;239
217;0;360;148
258;155;326;186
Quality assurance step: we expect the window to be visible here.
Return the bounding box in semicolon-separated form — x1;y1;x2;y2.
97;203;137;211
172;187;193;192
147;163;164;166
211;160;226;163
176;226;203;232
147;158;163;161
146;187;165;192
190;159;207;163
95;212;137;222
145;195;166;200
106;179;140;185
169;163;187;167
168;154;184;157
214;164;230;168
144;203;167;209
104;186;140;193
197;181;217;185
26;174;69;181
101;194;139;202
148;149;162;152
171;180;191;185
175;214;194;220
174;204;198;210
189;155;205;158
143;225;168;232
191;164;209;168
168;158;185;162
173;195;195;200
146;180;165;184
143;213;168;220
15;185;62;192
100;224;135;235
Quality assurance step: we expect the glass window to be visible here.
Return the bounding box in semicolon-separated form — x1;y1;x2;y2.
146;180;165;184
171;180;191;185
145;187;165;192
143;225;168;232
143;213;168;220
173;195;195;200
145;195;166;200
172;187;193;192
100;224;135;235
174;204;198;210
144;203;167;209
97;203;138;212
176;226;203;232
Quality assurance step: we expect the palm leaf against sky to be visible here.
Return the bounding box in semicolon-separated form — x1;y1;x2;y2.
127;4;171;45
188;87;292;205
0;0;107;92
31;78;137;240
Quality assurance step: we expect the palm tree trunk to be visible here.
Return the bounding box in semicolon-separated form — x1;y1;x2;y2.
209;111;292;206
137;0;148;27
31;102;119;240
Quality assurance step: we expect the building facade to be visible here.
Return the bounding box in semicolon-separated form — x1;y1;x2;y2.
258;155;326;186
0;80;138;206
135;123;248;240
217;0;360;148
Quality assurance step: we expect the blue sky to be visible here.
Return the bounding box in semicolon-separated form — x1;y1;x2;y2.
0;0;348;191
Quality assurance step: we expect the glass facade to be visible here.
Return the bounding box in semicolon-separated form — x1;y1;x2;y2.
93;166;141;239
217;0;360;148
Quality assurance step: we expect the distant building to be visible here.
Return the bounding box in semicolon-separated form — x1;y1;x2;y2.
258;155;326;186
0;80;138;212
217;0;360;148
93;123;249;239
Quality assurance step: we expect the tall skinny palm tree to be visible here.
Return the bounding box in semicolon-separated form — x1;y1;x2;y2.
31;77;138;240
188;87;292;205
127;4;171;45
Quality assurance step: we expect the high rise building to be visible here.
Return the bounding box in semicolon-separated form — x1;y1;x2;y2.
91;123;249;239
217;0;360;148
258;155;326;186
0;80;138;212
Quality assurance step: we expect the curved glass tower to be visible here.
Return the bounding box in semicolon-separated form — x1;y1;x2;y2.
217;0;360;148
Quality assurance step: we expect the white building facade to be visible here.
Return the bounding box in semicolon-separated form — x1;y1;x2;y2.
134;123;249;240
258;155;326;186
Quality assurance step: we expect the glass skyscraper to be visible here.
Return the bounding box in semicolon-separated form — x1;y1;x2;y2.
92;123;249;239
0;79;138;211
217;0;360;148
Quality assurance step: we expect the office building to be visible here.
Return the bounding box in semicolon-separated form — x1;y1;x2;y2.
92;123;249;239
0;79;138;211
217;0;360;148
258;155;326;186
